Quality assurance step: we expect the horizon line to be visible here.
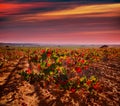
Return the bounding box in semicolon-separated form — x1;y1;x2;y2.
0;42;120;45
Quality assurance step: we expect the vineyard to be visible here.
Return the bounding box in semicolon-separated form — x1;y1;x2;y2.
0;46;120;106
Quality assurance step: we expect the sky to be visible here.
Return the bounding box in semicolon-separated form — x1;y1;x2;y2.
0;0;120;44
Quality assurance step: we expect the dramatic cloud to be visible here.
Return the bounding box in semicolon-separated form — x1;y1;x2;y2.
0;0;120;44
17;3;120;22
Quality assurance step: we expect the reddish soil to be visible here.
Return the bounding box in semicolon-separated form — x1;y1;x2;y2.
0;54;120;106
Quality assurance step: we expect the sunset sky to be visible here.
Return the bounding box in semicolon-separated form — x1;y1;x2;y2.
0;0;120;44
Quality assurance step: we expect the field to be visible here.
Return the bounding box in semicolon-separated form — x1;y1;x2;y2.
0;46;120;106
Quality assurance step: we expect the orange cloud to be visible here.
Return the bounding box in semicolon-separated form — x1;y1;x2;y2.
18;3;120;22
42;3;120;16
0;2;52;16
0;2;52;11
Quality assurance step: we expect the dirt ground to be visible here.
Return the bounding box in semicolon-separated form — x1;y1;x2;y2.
0;55;120;106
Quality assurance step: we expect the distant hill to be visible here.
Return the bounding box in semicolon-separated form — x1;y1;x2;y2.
100;45;109;48
0;42;119;48
0;43;40;47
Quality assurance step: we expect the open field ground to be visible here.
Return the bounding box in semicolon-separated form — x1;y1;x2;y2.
0;46;120;106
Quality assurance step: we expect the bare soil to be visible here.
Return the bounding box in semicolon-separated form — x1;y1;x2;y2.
0;56;120;106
